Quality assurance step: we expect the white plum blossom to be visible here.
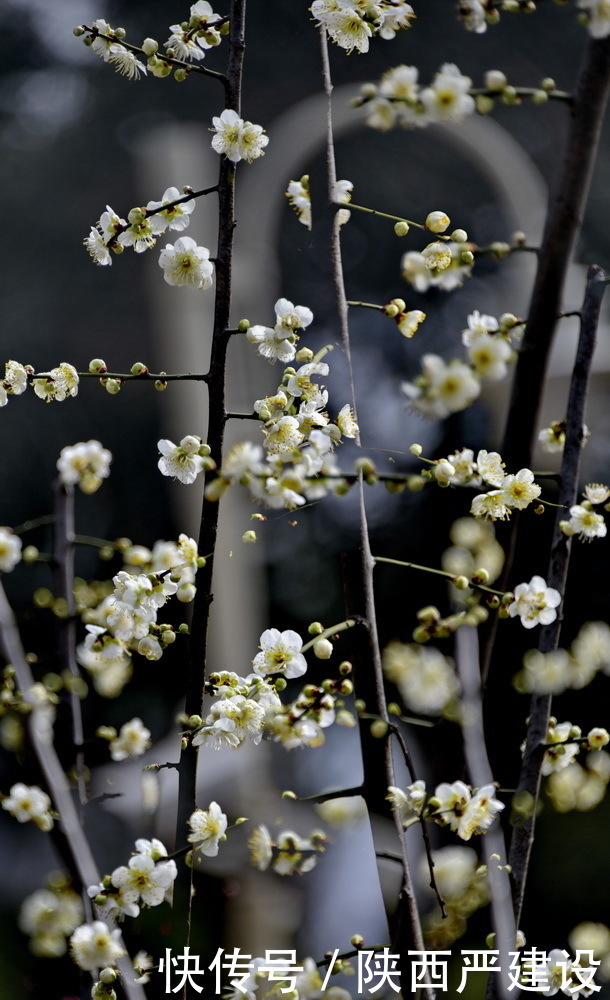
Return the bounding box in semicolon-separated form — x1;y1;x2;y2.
583;483;610;505
111;851;177;907
246;324;298;363
108;43;147;79
146;187;195;233
561;505;607;541
0;528;22;573
33;363;79;403
430;780;504;840
383;641;459;716
402;354;480;419
501;469;541;511
459;0;488;33
252;628;307;679
312;4;373;53
19;887;84;958
159;237;213;289
2;783;54;831
578;0;610;38
210;109;269;163
187;802;228;856
468;333;512;381
420;64;475;124
477;450;506;487
264;416;304;456
461;310;498;345
275;298;314;332
508;576;561;629
158;435;208;484
57;440;112;494
109;718;152;761
387;781;427;823
70;921;125;971
83;227;112;265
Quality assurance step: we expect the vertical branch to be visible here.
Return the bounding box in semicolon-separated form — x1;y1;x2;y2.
0;582;146;1000
507;265;606;926
173;0;246;937
481;35;610;683
53;481;87;809
319;30;430;996
454;625;515;1000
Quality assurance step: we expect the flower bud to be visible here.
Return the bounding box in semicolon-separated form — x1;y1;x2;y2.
89;358;107;374
425;211;450;233
142;37;159;55
461;250;475;264
394;221;410;236
370;719;388;739
73;25;86;36
450;229;468;243
174;69;188;82
242;530;257;543
130;362;148;375
105;379;122;395
360;83;377;99
154;379;168;391
485;69;507;91
476;94;494;114
314;638;333;659
434;460;455;483
409;443;423;456
238;320;251;334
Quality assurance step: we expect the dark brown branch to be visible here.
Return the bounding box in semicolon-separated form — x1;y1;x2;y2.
507;264;606;927
172;0;246;947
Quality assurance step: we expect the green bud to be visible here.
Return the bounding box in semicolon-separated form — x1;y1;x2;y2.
174;69;188;82
394;221;409;237
130;362;148;376
89;358;107;374
370;719;388;739
105;379;122;395
73;25;86;36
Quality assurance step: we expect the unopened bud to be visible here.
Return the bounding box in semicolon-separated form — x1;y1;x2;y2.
425;211;450;233
130;362;148;375
314;638;333;660
394;221;410;236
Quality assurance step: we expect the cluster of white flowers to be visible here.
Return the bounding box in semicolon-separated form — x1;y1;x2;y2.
402;310;522;418
19;883;84;958
429;449;542;521
30;362;79;403
402;241;474;293
57;440;112;494
187;801;228;856
192;671;280;750
109;717;152;761
389;778;504;840
442;516;505;589
204;330;358;509
246;297;315;364
248;825;327;875
514;620;610;695
0;526;22;573
77;534;201;695
538;419;590;453
157;434;215;484
166;1;224;60
402;355;480;418
382;640;460;716
286;175;353;229
87;19;147;79
87;837;177;922
211;109;269;163
70;920;126;971
419;844;489;948
533;718;609;778
310;0;415;53
508;576;561;630
547;749;610;815
2;782;54;831
362;63;475;131
267;679;347;749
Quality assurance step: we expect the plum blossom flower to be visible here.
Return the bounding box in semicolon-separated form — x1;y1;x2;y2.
70;921;125;971
501;468;541;511
83;227;112;265
211;109;269;163
2;783;54;831
109;718;152;761
147;187;195;234
111;852;177;907
311;3;373;53
578;0;610;38
187;802;228;856
387;781;427;823
33;363;79;403
157;435;209;484
108;43;147;79
402;354;480;419
159;237;213;289
420;63;475;124
0;528;22;573
560;505;607;541
57;440;112;493
252;628;307;679
508;576;561;629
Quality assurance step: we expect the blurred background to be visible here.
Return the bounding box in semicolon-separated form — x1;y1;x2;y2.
1;0;609;997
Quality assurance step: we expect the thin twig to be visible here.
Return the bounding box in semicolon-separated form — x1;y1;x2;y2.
0;581;146;1000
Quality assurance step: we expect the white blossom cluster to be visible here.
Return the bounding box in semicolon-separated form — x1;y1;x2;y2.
1;359;79;405
560;484;609;542
19;883;84;958
109;717;152;761
192;670;281;751
418;844;489;948
310;0;415;54
77;534;201;696
442;516;505;590
457;0;610;39
157;434;215;484
538;419;590;453
70;920;125;972
514;620;610;695
388;778;505;841
211;109;269;163
83;4;225;83
532;718;609;778
87;837;177;921
286;175;353;229
362;63;475;131
248;825;328;876
402;241;474;293
382;640;460;717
